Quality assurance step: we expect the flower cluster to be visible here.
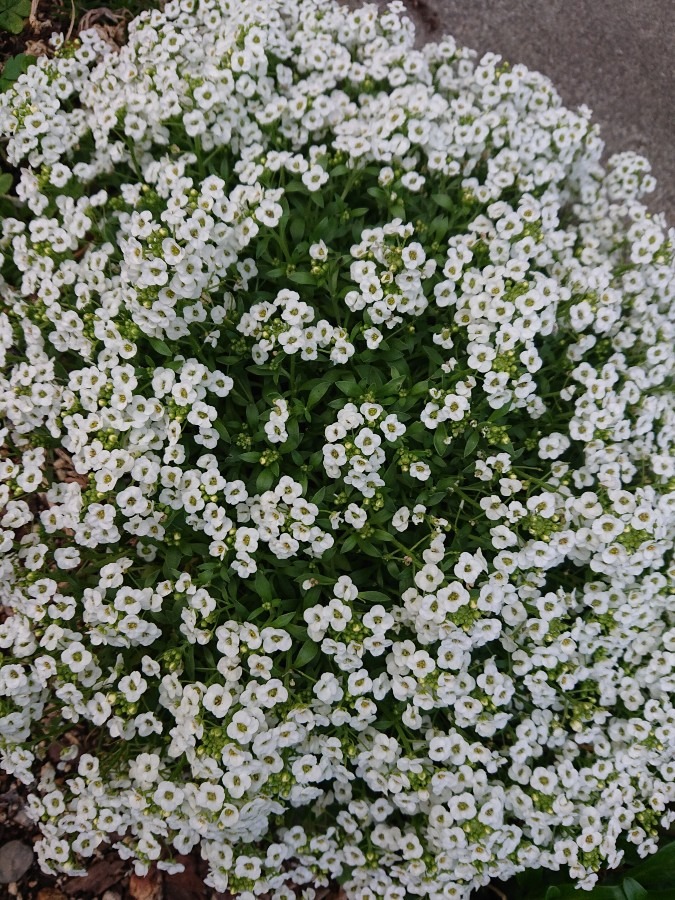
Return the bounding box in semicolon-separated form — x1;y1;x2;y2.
0;0;674;897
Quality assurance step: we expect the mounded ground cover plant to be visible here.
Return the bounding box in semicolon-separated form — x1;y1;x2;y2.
0;0;674;896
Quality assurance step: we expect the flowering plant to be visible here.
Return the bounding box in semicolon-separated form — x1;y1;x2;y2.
0;0;674;897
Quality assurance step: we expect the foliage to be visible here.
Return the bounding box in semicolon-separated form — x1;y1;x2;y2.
0;1;673;898
0;0;31;34
0;53;37;93
510;839;675;899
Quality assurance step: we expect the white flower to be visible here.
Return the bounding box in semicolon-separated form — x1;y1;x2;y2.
61;642;92;673
409;461;431;481
153;781;185;813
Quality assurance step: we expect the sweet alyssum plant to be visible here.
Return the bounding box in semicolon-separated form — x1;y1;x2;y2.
0;0;673;896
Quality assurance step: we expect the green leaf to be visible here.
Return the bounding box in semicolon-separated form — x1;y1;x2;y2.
294;639;320;668
550;885;625;900
341;535;358;553
162;546;182;577
538;886;622;900
0;52;36;88
463;429;480;457
287;271;316;285
371;529;395;543
141;566;161;588
358;539;380;557
367;186;388;202
289;217;305;244
270;611;296;627
0;173;12;195
147;337;172;357
0;0;31;35
386;560;400;578
621;878;648;900
433;424;450;458
358;590;391;604
306;381;332;410
628;844;675;888
285;624;308;640
237;452;261;463
431;193;456;212
214;421;230;441
254;571;273;603
489;400;512;421
256;468;275;492
336;380;362;398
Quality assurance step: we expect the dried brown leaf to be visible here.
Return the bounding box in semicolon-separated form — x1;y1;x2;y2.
52;449;87;487
38;889;68;900
164;855;208;900
24;39;51;56
78;5;128;28
63;855;127;896
129;866;164;900
77;6;131;48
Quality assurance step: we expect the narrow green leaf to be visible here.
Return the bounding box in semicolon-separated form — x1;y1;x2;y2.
254;571;272;603
358;590;391;604
371;529;395;543
287;271;316;285
256;468;275;492
307;381;332;409
294;639;320;667
162;546;182;577
358;539;380;557
214;421;230;441
284;624;308;640
237;452;261;463
336;380;362;398
431;193;456;211
434;424;450;458
628;844;675;888
147;337;172;357
270;611;296;627
289;217;305;244
0;172;12;194
621;878;648;900
463;429;480;457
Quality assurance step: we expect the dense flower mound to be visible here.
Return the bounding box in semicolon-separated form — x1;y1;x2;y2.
0;0;674;896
